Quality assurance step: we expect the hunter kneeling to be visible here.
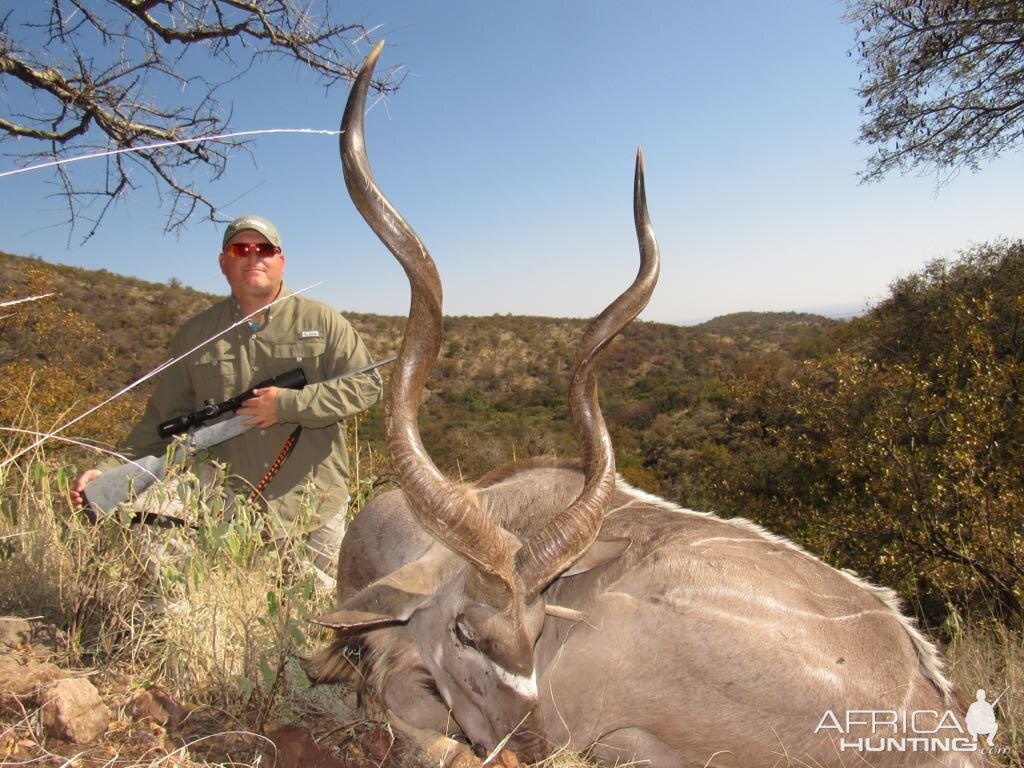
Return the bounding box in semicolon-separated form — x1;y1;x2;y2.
71;214;384;587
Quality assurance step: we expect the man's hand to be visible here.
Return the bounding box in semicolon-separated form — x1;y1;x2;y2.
238;386;280;428
71;469;103;508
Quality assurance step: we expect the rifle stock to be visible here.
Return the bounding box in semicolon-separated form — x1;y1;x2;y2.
80;355;395;518
81;414;253;517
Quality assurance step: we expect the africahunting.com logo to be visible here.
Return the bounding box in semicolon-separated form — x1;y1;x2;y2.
815;687;1011;756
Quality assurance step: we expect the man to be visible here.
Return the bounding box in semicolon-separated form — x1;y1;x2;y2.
71;214;383;583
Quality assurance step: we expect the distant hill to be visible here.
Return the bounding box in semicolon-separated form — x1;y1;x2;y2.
697;311;836;350
0;250;834;488
699;310;835;332
8;242;1022;632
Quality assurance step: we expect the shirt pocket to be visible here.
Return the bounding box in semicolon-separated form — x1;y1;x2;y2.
190;350;239;403
270;338;326;380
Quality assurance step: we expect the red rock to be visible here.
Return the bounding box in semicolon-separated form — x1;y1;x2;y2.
358;723;394;762
490;750;523;767
266;725;346;768
38;678;112;744
0;656;62;697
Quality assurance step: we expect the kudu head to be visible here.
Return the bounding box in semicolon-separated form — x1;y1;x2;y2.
314;42;660;752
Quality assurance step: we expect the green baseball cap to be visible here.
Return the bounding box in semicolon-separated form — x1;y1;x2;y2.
222;214;282;249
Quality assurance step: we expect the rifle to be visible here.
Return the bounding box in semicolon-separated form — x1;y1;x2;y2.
81;355;395;516
157;366;308;438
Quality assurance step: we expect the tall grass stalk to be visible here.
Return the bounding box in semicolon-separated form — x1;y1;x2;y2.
0;441;332;725
945;609;1023;765
2;421;1020;766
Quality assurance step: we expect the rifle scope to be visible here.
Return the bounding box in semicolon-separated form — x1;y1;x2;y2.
157;367;308;439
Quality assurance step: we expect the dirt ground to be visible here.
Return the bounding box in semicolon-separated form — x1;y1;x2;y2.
0;615;519;768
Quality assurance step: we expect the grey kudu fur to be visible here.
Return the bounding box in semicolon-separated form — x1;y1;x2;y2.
311;43;979;767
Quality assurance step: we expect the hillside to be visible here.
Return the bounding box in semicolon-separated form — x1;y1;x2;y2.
1;252;218;389
0;252;831;389
697;310;835;349
4;247;1023;765
0;251;831;490
7;241;1024;632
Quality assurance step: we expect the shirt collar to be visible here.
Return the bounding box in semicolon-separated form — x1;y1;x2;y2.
231;283;291;322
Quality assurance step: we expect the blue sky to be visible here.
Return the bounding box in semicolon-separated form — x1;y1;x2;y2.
3;1;1023;325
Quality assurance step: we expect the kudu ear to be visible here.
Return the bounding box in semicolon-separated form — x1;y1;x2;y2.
542;537;630;624
311;549;459;633
558;536;631;578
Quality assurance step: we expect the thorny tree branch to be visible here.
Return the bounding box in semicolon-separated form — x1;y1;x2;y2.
846;0;1024;184
0;1;402;242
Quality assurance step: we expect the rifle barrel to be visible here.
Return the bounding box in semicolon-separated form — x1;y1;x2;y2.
85;354;397;514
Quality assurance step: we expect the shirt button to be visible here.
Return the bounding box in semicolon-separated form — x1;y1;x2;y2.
253;365;259;372
264;462;269;469
260;429;266;436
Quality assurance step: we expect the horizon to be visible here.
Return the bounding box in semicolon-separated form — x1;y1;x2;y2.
3;247;868;327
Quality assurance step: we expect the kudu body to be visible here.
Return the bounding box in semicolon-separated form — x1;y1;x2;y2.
311;44;978;768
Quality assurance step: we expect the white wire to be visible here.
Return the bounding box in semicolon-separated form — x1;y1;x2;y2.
0;128;342;179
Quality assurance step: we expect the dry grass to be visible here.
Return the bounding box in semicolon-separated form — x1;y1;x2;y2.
0;438;341;765
2;438;1021;767
945;611;1023;765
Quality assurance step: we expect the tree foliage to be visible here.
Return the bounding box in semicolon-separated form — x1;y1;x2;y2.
0;1;400;239
847;0;1024;181
719;241;1024;628
0;263;144;453
9;245;1024;631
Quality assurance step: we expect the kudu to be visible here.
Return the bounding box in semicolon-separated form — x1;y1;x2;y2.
310;43;979;768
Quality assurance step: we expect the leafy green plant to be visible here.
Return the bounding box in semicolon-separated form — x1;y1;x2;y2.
716;241;1024;631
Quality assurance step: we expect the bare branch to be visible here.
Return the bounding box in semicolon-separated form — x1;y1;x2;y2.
0;0;402;240
846;0;1024;182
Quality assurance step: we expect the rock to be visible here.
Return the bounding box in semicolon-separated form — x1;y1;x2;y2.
0;617;31;649
436;747;521;768
358;723;394;763
129;687;188;730
490;750;523;767
0;654;22;684
38;678;112;744
266;725;347;768
447;754;480;768
0;656;63;696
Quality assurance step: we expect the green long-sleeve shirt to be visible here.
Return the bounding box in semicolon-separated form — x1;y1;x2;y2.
119;286;383;530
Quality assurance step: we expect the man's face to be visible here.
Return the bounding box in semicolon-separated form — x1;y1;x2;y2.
219;229;285;302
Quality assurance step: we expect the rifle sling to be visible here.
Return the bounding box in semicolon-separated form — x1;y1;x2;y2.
249;425;303;502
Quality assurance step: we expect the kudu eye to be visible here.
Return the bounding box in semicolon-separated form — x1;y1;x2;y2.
452;616;477;650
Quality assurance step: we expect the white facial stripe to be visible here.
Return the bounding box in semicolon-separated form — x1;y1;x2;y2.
494;665;538;699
